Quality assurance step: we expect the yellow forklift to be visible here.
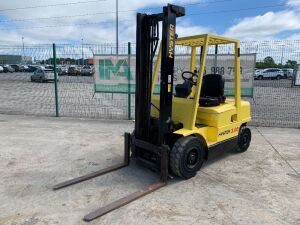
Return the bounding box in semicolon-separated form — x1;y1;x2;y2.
53;3;251;221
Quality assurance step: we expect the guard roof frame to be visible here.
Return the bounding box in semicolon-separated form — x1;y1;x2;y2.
175;34;240;47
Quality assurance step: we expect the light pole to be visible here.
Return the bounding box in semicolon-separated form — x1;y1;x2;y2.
280;44;284;66
116;0;118;55
81;38;84;66
22;37;25;63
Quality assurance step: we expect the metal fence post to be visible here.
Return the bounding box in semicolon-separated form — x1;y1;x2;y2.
127;42;131;120
53;43;59;117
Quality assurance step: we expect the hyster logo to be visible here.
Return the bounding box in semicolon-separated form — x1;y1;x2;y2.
219;127;239;136
169;24;175;58
219;129;230;136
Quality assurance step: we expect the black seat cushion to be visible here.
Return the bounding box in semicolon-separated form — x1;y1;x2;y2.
175;80;193;98
199;97;220;107
200;74;226;107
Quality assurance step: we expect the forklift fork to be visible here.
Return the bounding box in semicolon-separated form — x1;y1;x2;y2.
53;133;169;221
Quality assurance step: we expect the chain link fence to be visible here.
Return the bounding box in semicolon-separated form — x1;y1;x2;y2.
0;41;299;128
55;43;130;119
0;44;56;116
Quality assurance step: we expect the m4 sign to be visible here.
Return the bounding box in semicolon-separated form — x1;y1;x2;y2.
98;59;132;80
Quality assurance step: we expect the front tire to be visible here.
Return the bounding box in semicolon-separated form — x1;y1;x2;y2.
236;126;251;153
170;136;205;179
258;75;263;80
276;75;282;80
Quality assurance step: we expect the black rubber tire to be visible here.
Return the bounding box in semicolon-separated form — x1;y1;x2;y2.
130;130;136;158
258;75;263;80
236;126;251;153
276;75;282;80
170;136;205;179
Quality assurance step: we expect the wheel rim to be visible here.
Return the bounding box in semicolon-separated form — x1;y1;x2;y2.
241;132;250;148
186;149;198;169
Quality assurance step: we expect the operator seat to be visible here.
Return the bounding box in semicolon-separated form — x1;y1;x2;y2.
199;74;226;107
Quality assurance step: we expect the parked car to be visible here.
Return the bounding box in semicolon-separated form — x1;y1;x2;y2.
57;66;68;76
254;68;284;80
255;69;262;73
0;66;3;73
68;66;80;76
10;64;21;72
3;65;15;73
80;65;94;76
19;65;29;72
45;65;54;70
26;65;39;72
30;69;57;83
282;68;294;78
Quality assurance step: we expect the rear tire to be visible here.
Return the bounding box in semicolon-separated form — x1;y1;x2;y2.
276;75;282;80
236;126;251;153
170;136;205;179
258;75;263;80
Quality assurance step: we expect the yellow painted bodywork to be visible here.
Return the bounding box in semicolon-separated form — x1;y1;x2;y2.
151;34;251;147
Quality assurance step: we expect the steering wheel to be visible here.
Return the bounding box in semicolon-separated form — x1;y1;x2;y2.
181;71;198;85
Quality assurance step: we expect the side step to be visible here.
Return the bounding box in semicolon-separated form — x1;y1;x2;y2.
53;133;169;222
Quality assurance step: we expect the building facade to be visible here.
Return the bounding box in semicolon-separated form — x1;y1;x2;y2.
0;55;32;64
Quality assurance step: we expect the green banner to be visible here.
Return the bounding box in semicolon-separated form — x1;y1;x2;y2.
94;54;255;97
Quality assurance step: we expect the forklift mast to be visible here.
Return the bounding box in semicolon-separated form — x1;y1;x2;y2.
135;4;185;146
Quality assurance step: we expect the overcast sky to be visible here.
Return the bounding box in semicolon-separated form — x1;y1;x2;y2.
0;0;300;45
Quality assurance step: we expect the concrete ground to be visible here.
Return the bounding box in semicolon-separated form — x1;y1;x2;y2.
0;114;299;225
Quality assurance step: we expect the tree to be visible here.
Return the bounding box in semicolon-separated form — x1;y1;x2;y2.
263;56;276;68
284;60;297;68
256;56;276;69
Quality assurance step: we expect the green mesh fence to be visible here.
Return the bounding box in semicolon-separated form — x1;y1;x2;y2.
0;41;299;128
